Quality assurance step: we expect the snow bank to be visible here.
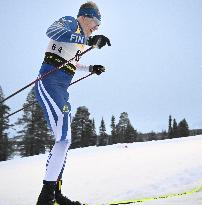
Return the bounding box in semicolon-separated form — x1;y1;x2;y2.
0;135;202;205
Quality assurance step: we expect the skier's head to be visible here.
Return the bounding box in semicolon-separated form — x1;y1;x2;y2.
77;1;101;37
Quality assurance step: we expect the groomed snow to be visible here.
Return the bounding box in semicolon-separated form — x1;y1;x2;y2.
0;135;202;205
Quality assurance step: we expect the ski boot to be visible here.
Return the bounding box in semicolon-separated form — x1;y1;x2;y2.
55;180;82;205
36;180;56;205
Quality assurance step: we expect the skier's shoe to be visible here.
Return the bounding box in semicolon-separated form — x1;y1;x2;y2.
36;180;56;205
55;180;82;205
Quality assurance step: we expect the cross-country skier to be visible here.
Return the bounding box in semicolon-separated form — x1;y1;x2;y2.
35;1;111;205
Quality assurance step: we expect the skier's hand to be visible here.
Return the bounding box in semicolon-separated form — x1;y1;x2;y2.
89;65;105;75
86;35;111;49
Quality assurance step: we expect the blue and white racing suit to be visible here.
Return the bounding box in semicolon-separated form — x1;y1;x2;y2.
35;16;90;181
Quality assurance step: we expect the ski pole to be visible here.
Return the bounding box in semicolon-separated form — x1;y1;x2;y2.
0;46;94;104
5;72;94;118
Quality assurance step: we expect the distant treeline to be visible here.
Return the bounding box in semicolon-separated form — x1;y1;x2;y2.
0;86;202;161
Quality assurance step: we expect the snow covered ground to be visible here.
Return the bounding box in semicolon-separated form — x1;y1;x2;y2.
0;135;202;205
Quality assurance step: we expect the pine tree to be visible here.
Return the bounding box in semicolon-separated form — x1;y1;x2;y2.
99;117;108;146
71;106;95;148
172;118;178;138
116;112;131;143
92;119;96;135
92;118;99;146
110;115;116;144
92;118;98;145
16;88;53;157
125;123;137;143
0;86;12;161
168;115;173;138
82;119;95;147
177;119;189;137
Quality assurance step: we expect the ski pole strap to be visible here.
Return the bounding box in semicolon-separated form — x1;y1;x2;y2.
43;52;76;76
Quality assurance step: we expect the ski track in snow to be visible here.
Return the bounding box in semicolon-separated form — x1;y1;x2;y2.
0;135;202;205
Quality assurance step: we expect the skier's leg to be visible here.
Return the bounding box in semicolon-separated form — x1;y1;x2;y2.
57;103;71;181
35;79;73;204
44;140;70;181
36;79;72;179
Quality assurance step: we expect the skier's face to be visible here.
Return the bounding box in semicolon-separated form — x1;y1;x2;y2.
81;16;99;37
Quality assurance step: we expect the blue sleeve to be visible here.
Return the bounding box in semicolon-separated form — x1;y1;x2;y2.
46;16;87;44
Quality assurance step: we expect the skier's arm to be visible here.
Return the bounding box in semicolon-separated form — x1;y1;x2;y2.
76;63;105;75
76;63;89;72
46;17;87;44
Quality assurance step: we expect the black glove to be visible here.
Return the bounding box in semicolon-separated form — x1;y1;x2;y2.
87;35;111;49
89;65;105;75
